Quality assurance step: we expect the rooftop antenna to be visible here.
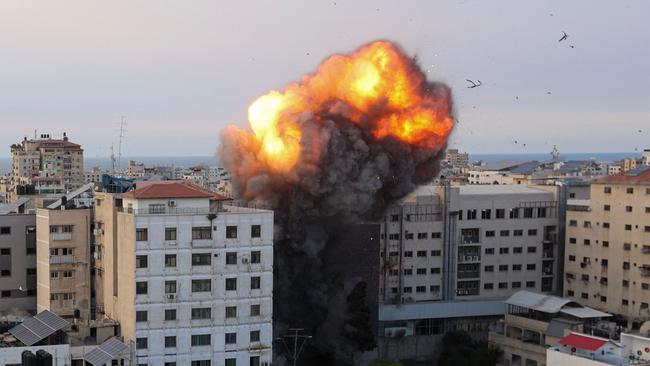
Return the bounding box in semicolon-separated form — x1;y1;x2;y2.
117;116;127;172
277;328;312;366
110;144;117;175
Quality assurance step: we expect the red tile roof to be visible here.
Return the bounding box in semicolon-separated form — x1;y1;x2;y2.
27;139;82;149
123;181;230;200
593;168;650;185
559;333;608;351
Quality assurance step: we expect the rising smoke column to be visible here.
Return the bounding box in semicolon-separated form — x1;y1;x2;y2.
219;40;454;364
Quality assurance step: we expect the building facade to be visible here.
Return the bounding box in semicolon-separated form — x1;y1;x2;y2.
95;181;273;366
564;167;650;323
0;210;37;314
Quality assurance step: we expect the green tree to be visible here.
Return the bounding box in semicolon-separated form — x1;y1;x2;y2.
344;281;377;351
437;330;502;366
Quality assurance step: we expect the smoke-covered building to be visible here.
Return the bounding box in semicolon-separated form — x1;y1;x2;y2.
378;184;561;360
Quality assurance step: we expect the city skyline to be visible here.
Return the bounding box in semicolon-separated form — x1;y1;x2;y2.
2;0;649;156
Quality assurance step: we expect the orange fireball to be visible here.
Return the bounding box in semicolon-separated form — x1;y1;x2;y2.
239;40;453;174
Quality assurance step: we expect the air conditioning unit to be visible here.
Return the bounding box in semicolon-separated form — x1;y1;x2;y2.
166;241;177;246
93;228;103;236
168;200;177;208
166;293;176;300
242;257;249;264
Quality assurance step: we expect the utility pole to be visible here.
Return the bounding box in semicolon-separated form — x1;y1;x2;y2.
277;328;312;366
117;116;127;172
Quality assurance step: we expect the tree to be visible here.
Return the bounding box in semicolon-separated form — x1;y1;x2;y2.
343;281;376;351
437;330;502;366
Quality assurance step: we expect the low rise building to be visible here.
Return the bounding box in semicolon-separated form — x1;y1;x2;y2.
547;332;650;366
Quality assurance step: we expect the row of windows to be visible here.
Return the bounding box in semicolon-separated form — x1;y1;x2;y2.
135;225;262;242
602;204;650;213
135;251;262;269
136;304;263;322
385;250;442;257
569;219;650;232
459;207;550;220
389;267;442;276
484;247;538;255
157;357;261;366
603;186;650;195
50;270;74;279
483;281;536;290
399;285;441;293
484;264;536;271
136;277;263;294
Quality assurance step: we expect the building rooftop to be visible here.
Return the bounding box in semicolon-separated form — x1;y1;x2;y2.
593;165;650;185
123;180;230;200
559;332;609;351
477;160;532;171
458;185;550;196
506;290;611;318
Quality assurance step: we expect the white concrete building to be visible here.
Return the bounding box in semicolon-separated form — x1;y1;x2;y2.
547;332;650;366
95;181;273;366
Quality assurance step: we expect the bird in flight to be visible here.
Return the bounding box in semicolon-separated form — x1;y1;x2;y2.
466;79;482;88
558;31;568;42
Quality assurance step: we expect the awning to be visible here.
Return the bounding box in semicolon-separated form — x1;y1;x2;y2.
559;333;607;351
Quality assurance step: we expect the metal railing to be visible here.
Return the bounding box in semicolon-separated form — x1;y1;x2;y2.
50;255;75;264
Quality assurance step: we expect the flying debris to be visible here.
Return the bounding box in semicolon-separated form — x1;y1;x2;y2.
558;31;568;42
547;91;552;95
466;79;482;88
638;129;643;133
515;96;519;100
569;45;575;49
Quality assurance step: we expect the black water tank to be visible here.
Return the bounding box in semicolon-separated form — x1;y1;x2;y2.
36;349;53;366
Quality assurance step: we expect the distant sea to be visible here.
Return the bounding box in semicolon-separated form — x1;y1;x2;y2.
0;152;639;174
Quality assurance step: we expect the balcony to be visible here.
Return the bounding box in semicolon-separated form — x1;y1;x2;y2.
52;233;72;241
542;268;553;276
191;239;214;248
643;246;650;254
542;251;554;259
640;266;650;277
543;233;557;244
50;255;75;264
458;255;481;263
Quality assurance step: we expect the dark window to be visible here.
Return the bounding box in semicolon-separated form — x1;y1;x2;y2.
569;255;576;261
495;209;505;219
416;250;427;257
484;265;494;272
165;228;177;241
509;208;519;219
192;307;211;320
192;253;211;266
250;330;261;342
604;204;610;211
250;356;260;366
226;226;238;239
569;237;577;244
513;247;523;254
626;187;634;194
527;246;536;253
135;229;148;241
165;254;177;267
513;230;523;237
417;232;428;239
136;281;148;295
191;334;211;346
569;220;577;226
136;337;148;349
165;309;177;321
584;239;591;245
484;283;493;290
537;207;547;218
527;264;536;270
226;306;237;318
251;304;261;316
432;232;442;239
225;359;236;366
225;332;237;344
603;222;610;228
603;241;609;247
485;230;495;237
0;248;10;255
512;264;522;271
192;279;212;292
404;251;413;257
523;208;533;218
192;361;211;366
251;276;261;289
526;281;535;288
164;280;177;294
251;225;261;238
226;278;237;291
481;209;491;219
192;227;212;240
604;186;611;194
135;255;148;268
626;206;633;212
251;251;261;263
136;311;148;322
485;248;494;255
165;336;176;348
528;229;537;236
403;287;412;293
625;224;632;231
498;282;508;289
499;265;508;272
0;227;10;235
500;230;509;237
430;267;441;274
226;252;238;264
499;248;509;254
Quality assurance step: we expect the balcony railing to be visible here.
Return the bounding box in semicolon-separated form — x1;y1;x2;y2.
460;236;480;244
50;255;75;264
640;266;650;277
51;233;72;241
458;255;480;263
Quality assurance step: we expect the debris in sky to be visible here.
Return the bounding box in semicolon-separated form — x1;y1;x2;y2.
306;52;310;55
514;140;518;144
638;129;642;133
466;79;482;88
515;96;519;100
569;45;575;49
547;91;552;95
558;31;568;42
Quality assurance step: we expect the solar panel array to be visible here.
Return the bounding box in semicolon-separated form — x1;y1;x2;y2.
8;310;69;346
84;337;128;366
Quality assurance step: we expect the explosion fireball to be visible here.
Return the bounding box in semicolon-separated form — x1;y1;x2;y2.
219;40;454;365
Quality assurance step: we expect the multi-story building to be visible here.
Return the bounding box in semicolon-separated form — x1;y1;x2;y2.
643;149;650;166
564;166;650;323
126;161;146;178
10;133;84;201
94;181;273;366
443;149;469;168
488;290;612;366
378;184;561;360
85;167;104;185
36;205;93;324
0;200;37;314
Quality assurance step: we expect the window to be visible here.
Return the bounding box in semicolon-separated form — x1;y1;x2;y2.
251;225;261;238
623;262;630;270
0;248;10;255
625;224;632;231
484;283;493;290
192;361;211;366
136;337;148;349
403;287;412;293
604;204;610;211
403;233;414;241
0;227;10;235
626;206;633;212
251;251;261;263
226;226;238;239
484;248;494;255
499;282;508;289
430;285;440;292
226;278;237;291
569;237;576;244
512;264;522;271
51;271;59;279
432;232;442;239
584;221;592;228
136;281;148;295
512;281;521;288
485;230;495;237
165;227;177;241
500;230;509;237
136;311;148;322
417;232;428;239
165;254;177;267
251;276;261;289
567;290;574;297
526;281;535;288
192;279;211;292
148;204;165;214
581;292;589;299
226;306;237;318
417;250;427;257
225;332;237;344
404;251;413;257
251;304;261;316
537;207;547;218
135;255;148;268
584;239;591;246
523;208;533;218
191;334;211;346
389;233;400;240
513;230;523;237
1;290;10;298
527;264;536;270
645;226;650;233
403;268;413;275
603;222;610;228
569;255;576;261
527;246;537;253
250;330;261;342
481;209;491;219
499;265;508;272
626;187;634;194
499;248;509;254
642;283;650;290
600;296;607;303
509;208;519;219
624;243;631;251
192;227;212;240
26;268;36;275
623;280;630;287
416;268;426;275
603;241;609;247
192;307;211;320
250;356;260;366
569;219;577;227
226;252;238;265
484;265;494;272
192;253;211;266
513;247;523;254
136;228;148;241
390;214;399;222
601;259;608;267
430;267;441;274
165;309;177;321
496;209;505;219
622;299;629;306
646;207;650;213
225;359;236;366
165;280;177;293
528;229;537;236
165;336;176;348
1;270;11;277
604;186;611;194
467;209;477;220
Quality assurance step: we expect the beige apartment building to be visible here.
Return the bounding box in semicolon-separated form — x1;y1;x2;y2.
36;205;92;323
10;133;84;201
564;167;650;322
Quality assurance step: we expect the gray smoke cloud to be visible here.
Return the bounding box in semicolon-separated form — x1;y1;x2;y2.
218;40;454;365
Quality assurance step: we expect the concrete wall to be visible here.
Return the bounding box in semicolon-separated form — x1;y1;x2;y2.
0;213;36;314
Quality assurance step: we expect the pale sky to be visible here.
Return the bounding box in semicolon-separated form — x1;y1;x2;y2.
1;0;648;157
